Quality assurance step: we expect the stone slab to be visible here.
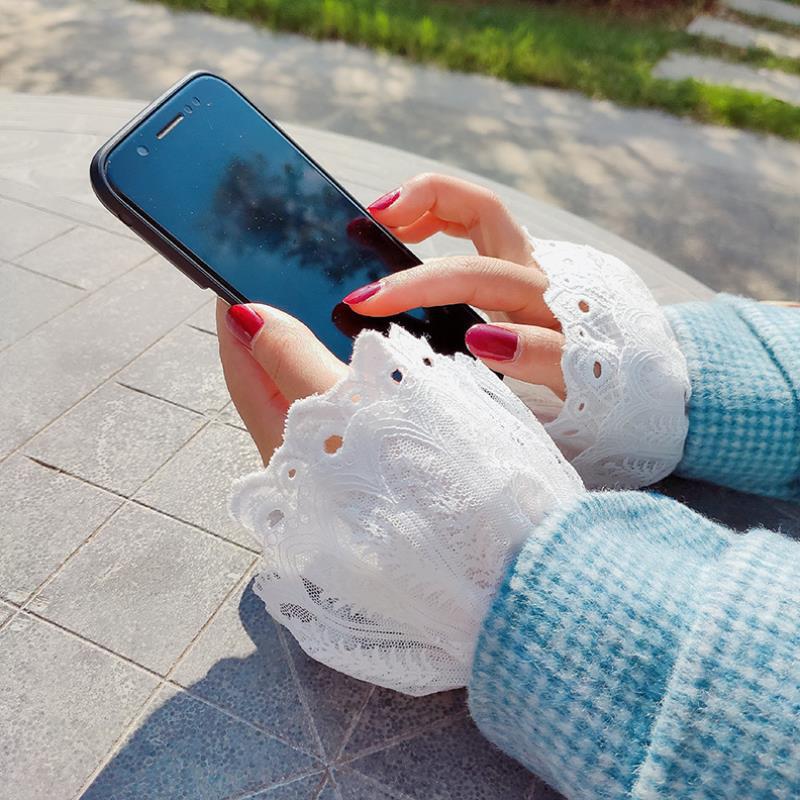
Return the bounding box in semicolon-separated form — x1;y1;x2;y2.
0;454;121;604
722;0;800;26
17;224;151;290
0;259;83;350
135;422;262;548
82;684;319;800
37;502;253;673
0;255;207;459
25;381;204;497
0;613;158;800
654;52;800;106
118;323;230;415
689;15;800;59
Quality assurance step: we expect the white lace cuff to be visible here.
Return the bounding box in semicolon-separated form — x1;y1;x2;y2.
525;235;691;489
231;326;584;696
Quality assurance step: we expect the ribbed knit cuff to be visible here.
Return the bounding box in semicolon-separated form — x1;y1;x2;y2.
468;491;731;799
469;491;800;799
664;295;800;501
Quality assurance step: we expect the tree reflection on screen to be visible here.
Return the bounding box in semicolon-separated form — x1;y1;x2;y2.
206;153;393;287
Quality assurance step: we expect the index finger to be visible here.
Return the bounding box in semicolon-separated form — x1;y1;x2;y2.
371;173;533;266
343;256;557;328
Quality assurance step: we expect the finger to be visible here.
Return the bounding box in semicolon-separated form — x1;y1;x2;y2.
391;212;469;244
369;173;532;265
343;256;557;328
465;322;565;398
225;303;347;402
763;300;800;308
216;299;290;463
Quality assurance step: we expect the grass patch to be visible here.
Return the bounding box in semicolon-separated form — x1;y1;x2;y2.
153;0;800;139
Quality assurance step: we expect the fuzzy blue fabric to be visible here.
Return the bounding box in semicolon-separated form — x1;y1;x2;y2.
664;296;800;502
469;491;800;799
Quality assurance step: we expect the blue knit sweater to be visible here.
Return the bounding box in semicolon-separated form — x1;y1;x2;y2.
469;298;800;799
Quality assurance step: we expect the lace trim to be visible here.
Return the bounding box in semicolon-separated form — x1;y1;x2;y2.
232;326;583;695
527;235;691;489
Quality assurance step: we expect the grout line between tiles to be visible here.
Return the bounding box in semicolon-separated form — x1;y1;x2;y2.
3;257;87;290
22;455;259;555
0;250;156;358
115;381;205;416
275;623;329;761
0;273;210;469
186;322;218;337
9;223;78;261
333;684;375;762
223;769;328;800
335;708;470;766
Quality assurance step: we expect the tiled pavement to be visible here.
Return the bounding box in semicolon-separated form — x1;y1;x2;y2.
2;96;798;800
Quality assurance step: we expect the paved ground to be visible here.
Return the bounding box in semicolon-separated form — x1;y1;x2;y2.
1;0;800;299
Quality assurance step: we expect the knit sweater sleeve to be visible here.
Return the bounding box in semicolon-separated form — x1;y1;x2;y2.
663;296;800;501
469;491;800;800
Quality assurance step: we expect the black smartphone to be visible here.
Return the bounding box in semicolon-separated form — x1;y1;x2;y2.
90;71;481;362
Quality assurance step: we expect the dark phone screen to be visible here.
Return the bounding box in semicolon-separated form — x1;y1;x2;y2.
105;74;478;361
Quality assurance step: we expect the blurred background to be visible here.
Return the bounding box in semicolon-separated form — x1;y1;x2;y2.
2;0;799;298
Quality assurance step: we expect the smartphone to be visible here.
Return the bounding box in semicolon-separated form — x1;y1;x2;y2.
90;71;482;362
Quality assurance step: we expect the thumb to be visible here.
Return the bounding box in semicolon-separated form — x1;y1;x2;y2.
225;304;347;402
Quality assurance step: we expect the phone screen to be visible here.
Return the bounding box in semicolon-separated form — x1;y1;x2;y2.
105;74;478;361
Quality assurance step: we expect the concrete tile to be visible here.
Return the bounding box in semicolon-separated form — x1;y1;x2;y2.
653;53;800;106
0;599;16;627
173;581;317;752
0;613;158;800
186;299;219;335
317;781;340;800
26;382;204;497
218;400;247;430
0;261;83;350
0;196;73;260
248;774;327;799
689;16;800;60
334;768;399;799
82;684;319;800
118;323;229;414
530;778;566;800
0;455;121;604
283;632;373;761
347;715;532;800
344;688;467;757
17;224;150;290
722;0;800;25
38;503;253;673
136;422;262;547
0;256;207;459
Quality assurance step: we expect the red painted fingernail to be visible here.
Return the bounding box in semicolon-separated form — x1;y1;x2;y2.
465;324;519;362
367;188;400;212
226;304;264;348
343;281;382;305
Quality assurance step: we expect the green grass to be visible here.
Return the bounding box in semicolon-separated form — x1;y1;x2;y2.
153;0;800;139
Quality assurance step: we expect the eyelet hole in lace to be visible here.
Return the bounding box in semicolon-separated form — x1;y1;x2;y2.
350;393;361;404
593;361;602;378
391;369;403;383
578;402;585;412
268;509;284;528
578;300;590;313
423;357;432;367
287;468;297;479
324;435;343;454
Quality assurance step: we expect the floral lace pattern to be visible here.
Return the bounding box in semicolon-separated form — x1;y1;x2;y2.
527;236;691;489
231;326;584;696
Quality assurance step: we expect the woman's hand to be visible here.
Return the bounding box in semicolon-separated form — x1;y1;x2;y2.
348;173;566;396
216;300;347;464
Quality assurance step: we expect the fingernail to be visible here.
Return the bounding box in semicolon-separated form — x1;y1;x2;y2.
368;188;400;212
465;324;519;362
343;281;382;305
226;304;264;348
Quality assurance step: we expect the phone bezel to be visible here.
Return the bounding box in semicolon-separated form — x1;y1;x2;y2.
89;70;427;306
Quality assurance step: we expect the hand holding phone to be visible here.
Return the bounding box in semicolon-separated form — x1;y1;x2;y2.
90;71;481;362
